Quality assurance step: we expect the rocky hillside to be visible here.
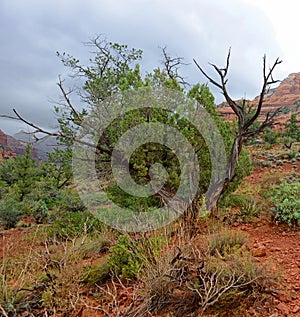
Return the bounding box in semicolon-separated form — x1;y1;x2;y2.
218;72;300;125
0;130;58;162
13;131;59;161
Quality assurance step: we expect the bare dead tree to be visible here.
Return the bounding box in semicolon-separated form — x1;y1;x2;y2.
194;50;282;210
161;46;189;86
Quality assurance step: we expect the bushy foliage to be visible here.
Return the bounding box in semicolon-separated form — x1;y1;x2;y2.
107;234;163;280
135;228;273;316
270;180;300;226
218;194;260;223
282;113;300;148
30;200;50;224
262;127;279;145
46;211;103;241
0;146;39;201
81;260;111;286
0;194;22;229
54;189;86;213
208;229;248;256
0;146;73;227
107;235;141;279
54;36;251;212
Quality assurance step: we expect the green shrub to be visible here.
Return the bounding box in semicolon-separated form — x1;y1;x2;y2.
270;181;300;226
46;211;103;240
262;128;279;145
208;229;248;257
219;195;260;223
287;150;298;160
107;235;141;279
107;234;163;280
81;260;111;286
30;200;50;224
54;189;86;213
0;195;22;229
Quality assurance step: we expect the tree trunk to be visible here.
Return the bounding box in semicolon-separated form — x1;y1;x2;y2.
194;52;281;212
205;135;243;211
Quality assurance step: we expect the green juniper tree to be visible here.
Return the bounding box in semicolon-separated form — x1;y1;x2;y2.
282;113;300;148
0;145;38;201
3;36;251;214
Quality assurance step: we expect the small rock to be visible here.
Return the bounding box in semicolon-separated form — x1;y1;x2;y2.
293;305;300;313
277;302;290;316
262;240;273;245
172;289;182;296
251;246;267;257
270;247;281;252
278;293;289;303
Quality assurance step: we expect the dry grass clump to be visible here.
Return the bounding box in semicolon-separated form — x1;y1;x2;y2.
130;227;275;317
207;228;248;257
0;228;113;316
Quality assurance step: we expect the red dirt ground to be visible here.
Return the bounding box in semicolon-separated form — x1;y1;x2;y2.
0;156;299;316
1;223;299;316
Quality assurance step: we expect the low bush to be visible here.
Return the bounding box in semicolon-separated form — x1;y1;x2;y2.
219;194;260;223
208;228;248;257
133;229;273;317
81;260;111;286
107;234;163;280
30;200;50;224
190;252;272;314
270;180;300;226
55;189;86;213
46;210;104;241
0;194;22;229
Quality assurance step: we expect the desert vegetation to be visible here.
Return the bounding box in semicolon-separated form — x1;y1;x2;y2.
0;37;299;316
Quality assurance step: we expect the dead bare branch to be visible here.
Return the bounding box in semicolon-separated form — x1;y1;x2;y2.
194;50;282;210
161;46;189;86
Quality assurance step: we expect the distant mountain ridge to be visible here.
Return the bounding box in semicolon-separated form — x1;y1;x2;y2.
0;129;58;162
218;72;300;125
13;131;59;160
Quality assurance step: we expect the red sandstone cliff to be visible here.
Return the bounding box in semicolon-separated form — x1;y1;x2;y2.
218;72;300;124
0;130;39;162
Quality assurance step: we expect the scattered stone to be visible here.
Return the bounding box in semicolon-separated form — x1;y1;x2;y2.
251;245;267;257
293;305;300;313
277;302;290;316
270;247;281;252
278;293;289;303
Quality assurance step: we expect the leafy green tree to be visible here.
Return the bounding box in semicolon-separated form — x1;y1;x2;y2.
262;127;279;145
0;156;18;186
282;113;300;148
0;194;22;229
0;145;39;201
5;36;251;213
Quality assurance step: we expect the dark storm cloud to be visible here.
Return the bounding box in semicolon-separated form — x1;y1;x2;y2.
0;0;283;135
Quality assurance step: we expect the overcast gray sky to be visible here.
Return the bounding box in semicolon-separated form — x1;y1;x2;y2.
0;0;299;135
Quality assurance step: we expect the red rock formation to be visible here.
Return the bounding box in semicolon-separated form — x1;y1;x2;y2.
0;130;8;147
0;129;39;162
218;72;300;126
